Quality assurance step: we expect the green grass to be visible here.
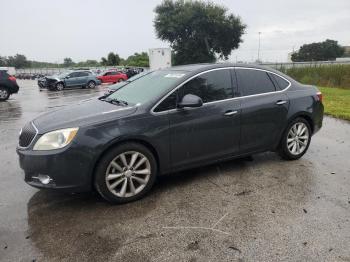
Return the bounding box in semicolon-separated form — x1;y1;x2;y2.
319;86;350;121
280;64;350;89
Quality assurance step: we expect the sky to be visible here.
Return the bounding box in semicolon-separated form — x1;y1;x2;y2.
0;0;349;63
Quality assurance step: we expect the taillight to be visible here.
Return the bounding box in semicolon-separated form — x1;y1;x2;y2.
316;91;323;102
8;76;16;82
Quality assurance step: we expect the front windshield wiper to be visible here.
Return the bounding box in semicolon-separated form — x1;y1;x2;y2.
100;97;128;106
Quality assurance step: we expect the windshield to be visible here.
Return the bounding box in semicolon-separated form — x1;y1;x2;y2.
54;72;70;78
107;70;187;105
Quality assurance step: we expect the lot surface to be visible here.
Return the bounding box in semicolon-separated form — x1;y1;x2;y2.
0;80;350;262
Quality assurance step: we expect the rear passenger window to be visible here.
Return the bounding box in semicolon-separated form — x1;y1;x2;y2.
179;69;233;103
269;73;289;90
236;69;276;96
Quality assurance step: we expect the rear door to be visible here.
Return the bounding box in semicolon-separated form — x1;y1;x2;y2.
235;68;289;153
110;71;119;82
154;69;241;169
79;71;90;85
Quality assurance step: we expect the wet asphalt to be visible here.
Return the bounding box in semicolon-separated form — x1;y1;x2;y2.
0;80;349;262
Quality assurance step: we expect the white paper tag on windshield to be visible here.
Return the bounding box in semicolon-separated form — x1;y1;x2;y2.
164;73;185;78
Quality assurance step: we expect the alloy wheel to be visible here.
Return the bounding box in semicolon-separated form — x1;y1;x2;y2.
287;122;309;155
0;89;9;99
88;81;96;88
56;83;64;91
105;151;151;198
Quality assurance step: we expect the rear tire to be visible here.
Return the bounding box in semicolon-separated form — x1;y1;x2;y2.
87;81;96;89
118;79;124;83
278;117;312;160
0;87;10;101
94;143;157;204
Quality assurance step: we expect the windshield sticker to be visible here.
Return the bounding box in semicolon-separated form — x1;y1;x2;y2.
164;73;185;78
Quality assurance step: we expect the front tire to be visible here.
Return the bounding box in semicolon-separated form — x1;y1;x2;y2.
0;87;10;101
278;118;312;160
94;143;157;204
55;82;64;91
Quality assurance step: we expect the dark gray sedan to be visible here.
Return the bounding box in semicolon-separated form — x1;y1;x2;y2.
17;63;323;203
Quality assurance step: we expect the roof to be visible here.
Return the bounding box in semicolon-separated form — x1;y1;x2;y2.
169;63;276;72
166;62;295;83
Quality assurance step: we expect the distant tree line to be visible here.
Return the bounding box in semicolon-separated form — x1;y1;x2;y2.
0;52;149;69
292;39;345;62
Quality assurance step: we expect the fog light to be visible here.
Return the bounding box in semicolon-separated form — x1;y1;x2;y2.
37;174;52;185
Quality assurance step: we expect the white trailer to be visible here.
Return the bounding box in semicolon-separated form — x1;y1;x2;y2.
0;67;16;75
149;48;171;70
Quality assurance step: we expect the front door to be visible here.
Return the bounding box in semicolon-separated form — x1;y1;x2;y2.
64;72;80;87
168;69;241;169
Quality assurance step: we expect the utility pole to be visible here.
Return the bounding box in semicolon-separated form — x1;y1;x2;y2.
258;32;261;62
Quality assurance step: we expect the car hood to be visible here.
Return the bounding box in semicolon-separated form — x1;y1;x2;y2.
45;76;61;81
33;99;137;134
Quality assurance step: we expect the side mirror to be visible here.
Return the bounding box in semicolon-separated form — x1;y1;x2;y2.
178;94;203;109
65;75;70;79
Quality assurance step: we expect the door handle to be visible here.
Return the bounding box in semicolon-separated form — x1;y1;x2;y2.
276;100;287;105
224;110;238;116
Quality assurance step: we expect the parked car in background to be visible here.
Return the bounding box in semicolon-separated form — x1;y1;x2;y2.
17;63;323;204
38;71;101;91
0;70;19;101
97;71;128;84
104;71;151;95
124;67;144;78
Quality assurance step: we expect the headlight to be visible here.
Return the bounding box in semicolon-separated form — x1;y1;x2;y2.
33;128;79;151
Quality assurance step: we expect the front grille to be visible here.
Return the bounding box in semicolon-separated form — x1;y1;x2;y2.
19;122;37;148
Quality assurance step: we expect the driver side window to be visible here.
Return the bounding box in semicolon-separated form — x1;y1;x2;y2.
68;72;78;78
154;69;234;113
178;69;233;103
154;91;177;113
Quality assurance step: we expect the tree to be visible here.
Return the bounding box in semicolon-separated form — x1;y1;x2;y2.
63;57;75;67
291;39;345;62
84;60;99;67
115;53;121;66
124;52;149;67
0;56;7;66
101;57;108;66
154;0;246;65
6;54;30;68
107;52;117;66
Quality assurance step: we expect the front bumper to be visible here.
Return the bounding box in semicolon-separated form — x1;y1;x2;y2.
17;144;94;192
38;78;58;89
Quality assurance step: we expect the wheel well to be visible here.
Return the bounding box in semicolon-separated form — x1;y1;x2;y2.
90;139;160;187
293;114;314;134
275;114;314;151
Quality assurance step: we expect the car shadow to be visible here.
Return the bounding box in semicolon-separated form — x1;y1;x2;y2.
26;152;315;260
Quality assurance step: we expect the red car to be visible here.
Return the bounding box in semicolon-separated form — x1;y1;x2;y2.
97;71;128;84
